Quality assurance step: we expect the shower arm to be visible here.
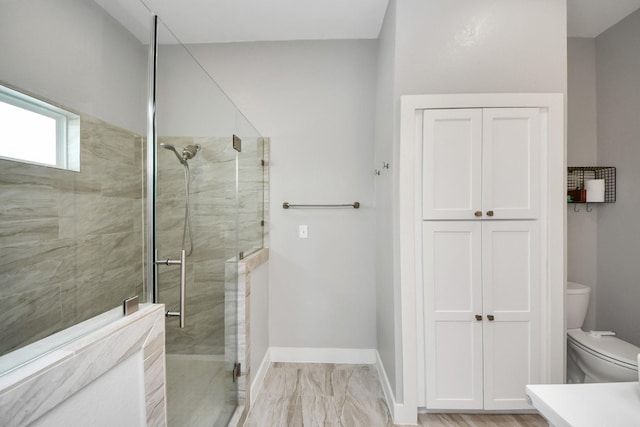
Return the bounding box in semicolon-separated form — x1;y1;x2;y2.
154;249;187;328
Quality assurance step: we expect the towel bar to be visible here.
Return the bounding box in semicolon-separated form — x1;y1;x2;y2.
282;202;360;209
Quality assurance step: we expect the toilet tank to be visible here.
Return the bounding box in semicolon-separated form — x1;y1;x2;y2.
567;282;591;329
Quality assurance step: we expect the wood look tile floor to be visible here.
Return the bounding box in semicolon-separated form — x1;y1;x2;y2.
416;413;548;426
244;363;549;427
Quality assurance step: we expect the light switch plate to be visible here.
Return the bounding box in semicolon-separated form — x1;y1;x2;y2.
299;225;308;238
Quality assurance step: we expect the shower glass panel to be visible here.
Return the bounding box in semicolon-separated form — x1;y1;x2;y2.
237;134;266;257
0;0;149;371
154;17;264;426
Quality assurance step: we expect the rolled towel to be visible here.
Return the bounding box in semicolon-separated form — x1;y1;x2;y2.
585;179;605;202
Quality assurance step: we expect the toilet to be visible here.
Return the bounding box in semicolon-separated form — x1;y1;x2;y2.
566;281;639;383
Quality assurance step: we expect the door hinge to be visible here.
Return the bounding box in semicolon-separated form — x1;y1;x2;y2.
233;362;241;383
123;295;139;316
233;135;242;152
261;159;266;166
261;220;265;227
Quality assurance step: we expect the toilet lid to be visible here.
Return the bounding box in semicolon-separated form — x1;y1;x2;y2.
568;329;639;367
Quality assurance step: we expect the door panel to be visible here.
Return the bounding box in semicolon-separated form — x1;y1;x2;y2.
422;109;482;220
482;108;540;219
485;321;535;409
433;322;482;405
485;226;536;314
423;222;483;409
482;221;540;410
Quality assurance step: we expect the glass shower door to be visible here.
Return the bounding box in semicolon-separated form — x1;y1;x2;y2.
156;138;239;426
153;19;245;427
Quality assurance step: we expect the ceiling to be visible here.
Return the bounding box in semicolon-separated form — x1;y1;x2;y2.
567;0;640;37
138;0;389;43
103;0;640;44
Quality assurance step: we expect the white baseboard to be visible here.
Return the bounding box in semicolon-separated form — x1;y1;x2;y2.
375;351;417;426
269;347;377;364
393;404;418;425
375;351;397;420
250;348;272;406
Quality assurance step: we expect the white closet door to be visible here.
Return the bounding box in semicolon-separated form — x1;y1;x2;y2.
423;221;483;410
482;221;540;410
422;109;482;220
482;108;540;219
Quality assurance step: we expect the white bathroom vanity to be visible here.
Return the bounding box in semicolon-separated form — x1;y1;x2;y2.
526;382;640;426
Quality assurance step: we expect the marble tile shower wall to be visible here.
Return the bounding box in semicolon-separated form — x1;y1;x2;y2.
157;136;265;355
0;114;144;356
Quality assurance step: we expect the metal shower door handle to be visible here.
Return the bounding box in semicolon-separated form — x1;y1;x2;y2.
179;248;186;328
156;249;187;328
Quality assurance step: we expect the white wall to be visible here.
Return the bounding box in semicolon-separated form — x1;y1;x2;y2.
188;40;378;350
375;0;567;404
155;43;250;137
394;0;567;95
567;38;598;331
0;0;148;134
168;1;567;415
374;0;399;398
595;8;640;345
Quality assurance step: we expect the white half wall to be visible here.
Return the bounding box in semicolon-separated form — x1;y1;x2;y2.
0;304;166;427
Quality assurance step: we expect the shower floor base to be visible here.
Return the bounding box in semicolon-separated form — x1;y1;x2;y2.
166;354;236;427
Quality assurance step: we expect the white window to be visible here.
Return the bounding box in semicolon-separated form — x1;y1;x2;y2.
0;84;80;171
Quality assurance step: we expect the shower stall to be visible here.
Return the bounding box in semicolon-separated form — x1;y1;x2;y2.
0;1;265;426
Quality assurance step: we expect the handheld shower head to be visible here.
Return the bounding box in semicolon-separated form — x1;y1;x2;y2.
182;144;201;161
160;143;186;165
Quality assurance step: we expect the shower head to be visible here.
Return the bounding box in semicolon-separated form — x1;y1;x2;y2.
182;144;201;161
160;143;186;165
160;143;201;164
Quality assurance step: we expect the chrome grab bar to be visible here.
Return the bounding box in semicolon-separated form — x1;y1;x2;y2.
154;249;187;328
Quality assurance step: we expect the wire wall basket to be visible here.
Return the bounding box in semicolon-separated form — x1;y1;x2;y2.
567;166;616;203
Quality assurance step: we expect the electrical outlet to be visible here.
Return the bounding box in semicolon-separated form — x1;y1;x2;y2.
299;225;308;239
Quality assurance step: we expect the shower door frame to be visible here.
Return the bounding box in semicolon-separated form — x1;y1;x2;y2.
145;14;158;301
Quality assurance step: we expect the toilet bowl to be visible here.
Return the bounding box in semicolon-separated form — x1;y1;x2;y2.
566;281;639;383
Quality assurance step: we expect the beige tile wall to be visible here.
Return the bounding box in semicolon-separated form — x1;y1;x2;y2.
0;114;145;356
157;136;266;355
0;128;266;359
